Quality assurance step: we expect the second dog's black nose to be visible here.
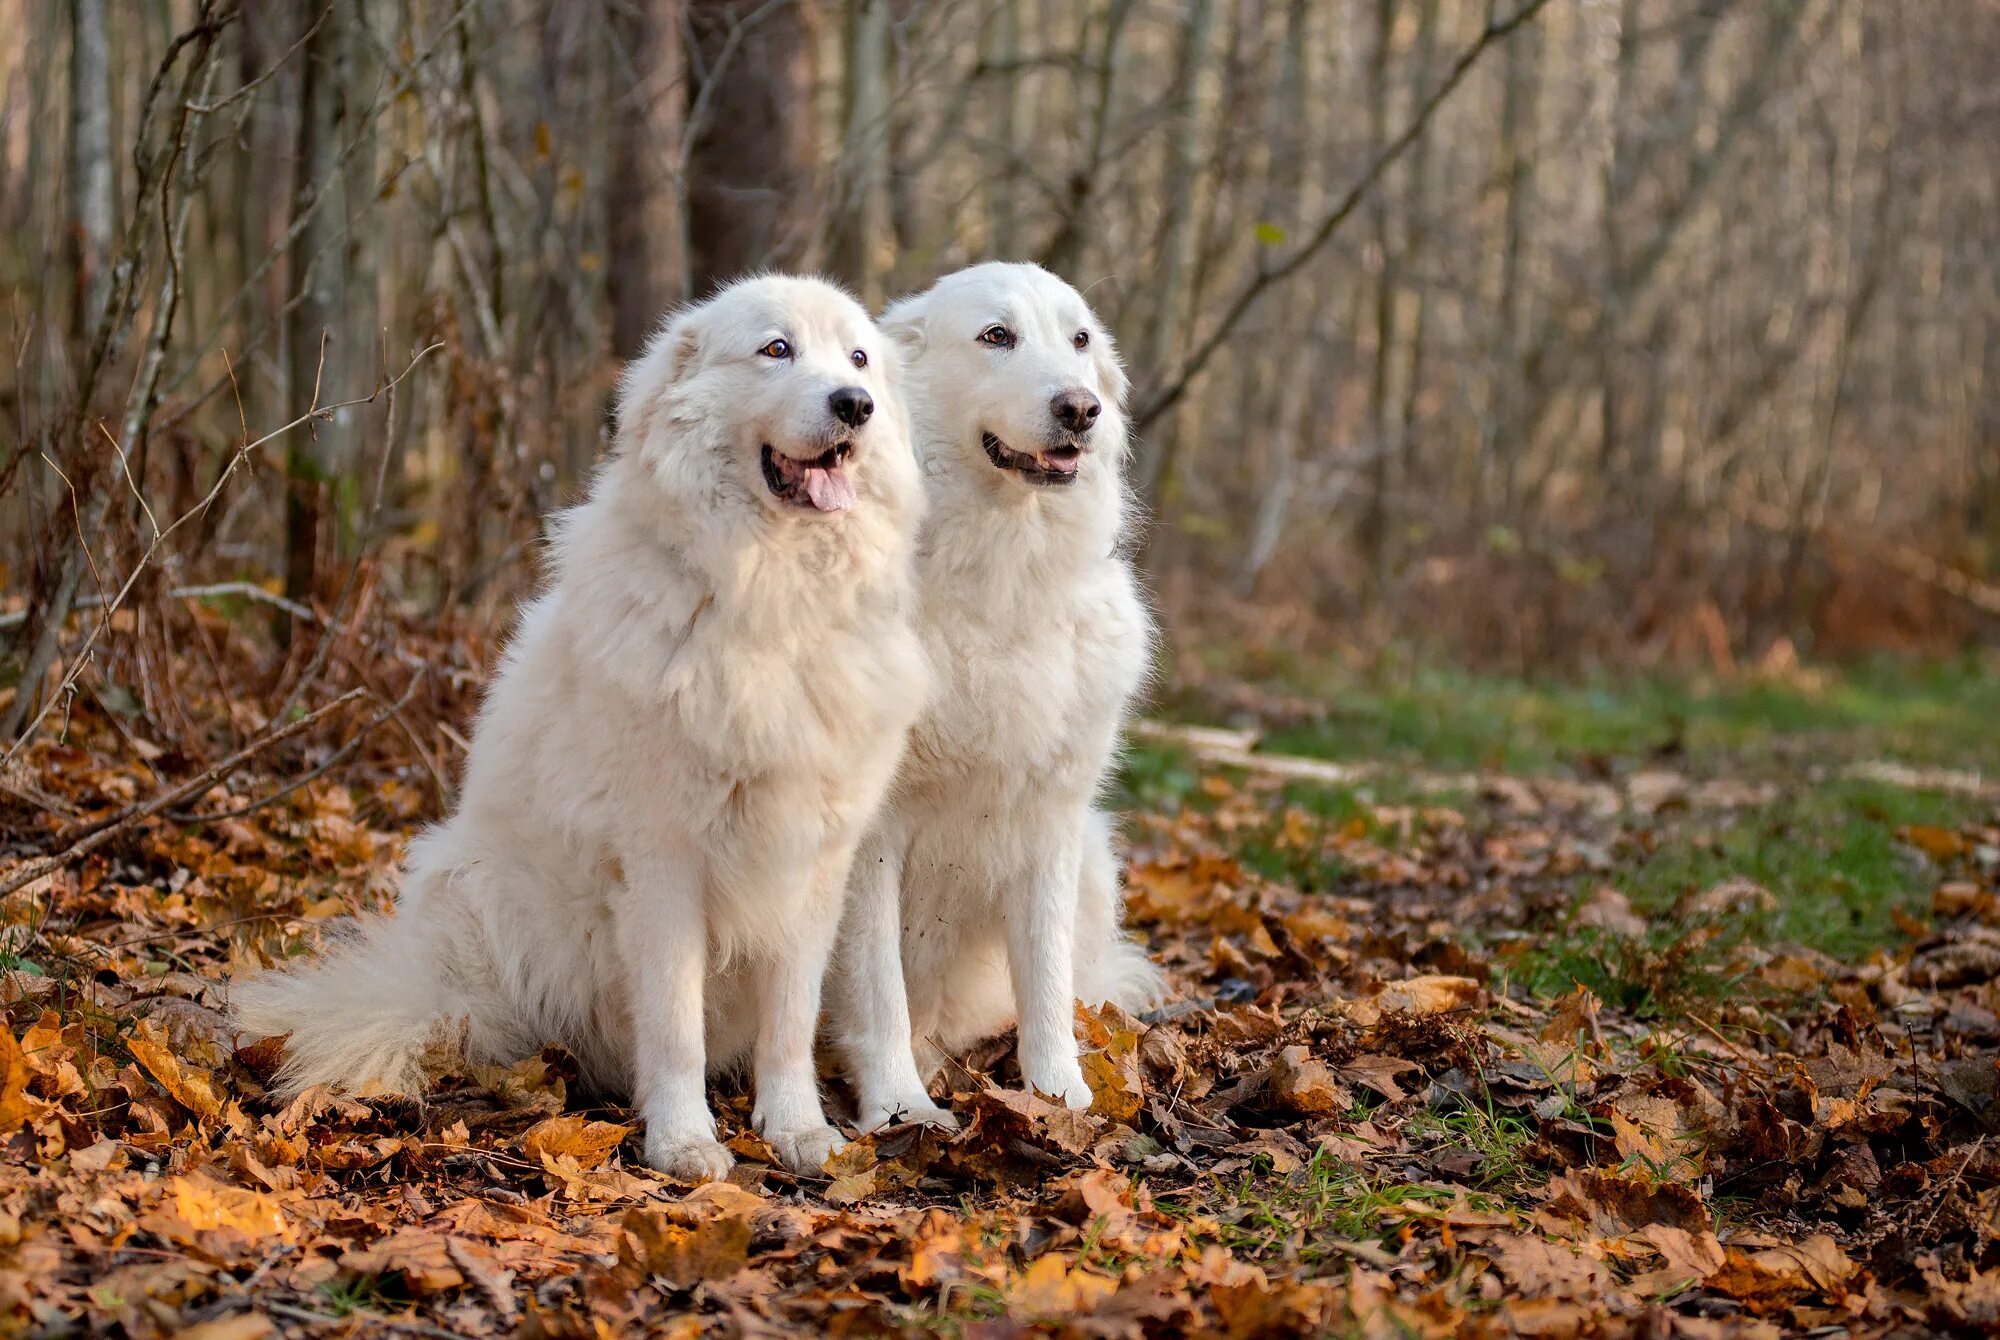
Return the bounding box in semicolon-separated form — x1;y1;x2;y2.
1052;389;1102;434
829;386;874;427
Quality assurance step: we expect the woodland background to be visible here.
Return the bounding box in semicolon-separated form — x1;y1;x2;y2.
2;5;2000;1336
4;0;1999;721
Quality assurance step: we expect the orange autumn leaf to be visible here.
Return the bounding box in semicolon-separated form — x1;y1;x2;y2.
127;1027;224;1121
519;1115;631;1170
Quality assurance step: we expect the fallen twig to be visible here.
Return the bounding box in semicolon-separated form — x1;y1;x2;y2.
0;688;367;898
170;674;423;823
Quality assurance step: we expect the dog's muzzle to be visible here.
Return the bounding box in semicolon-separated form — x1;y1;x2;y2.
762;441;856;512
982;432;1083;488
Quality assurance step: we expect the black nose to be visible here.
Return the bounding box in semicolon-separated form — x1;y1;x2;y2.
1051;389;1101;434
829;386;874;427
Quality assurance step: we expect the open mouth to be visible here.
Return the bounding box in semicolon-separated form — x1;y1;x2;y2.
761;442;855;512
982;432;1081;488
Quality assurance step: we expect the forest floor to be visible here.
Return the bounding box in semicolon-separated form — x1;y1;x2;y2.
1;629;1997;1338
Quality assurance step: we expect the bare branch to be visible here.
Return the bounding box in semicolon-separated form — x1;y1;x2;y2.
1133;0;1556;433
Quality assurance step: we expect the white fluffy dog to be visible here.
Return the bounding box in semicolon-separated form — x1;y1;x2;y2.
831;262;1163;1131
232;275;926;1182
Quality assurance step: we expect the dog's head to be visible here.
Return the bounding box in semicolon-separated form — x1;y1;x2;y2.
618;275;907;519
881;263;1129;493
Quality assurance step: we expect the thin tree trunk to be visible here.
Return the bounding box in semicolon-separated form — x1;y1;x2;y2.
609;0;687;358
685;0;822;297
67;0;114;343
1596;0;1641;475
282;7;348;624
1038;0;1135;281
1488;6;1539;516
1360;0;1398;595
829;0;891;298
1133;0;1219;505
1237;0;1319;594
1395;0;1440;513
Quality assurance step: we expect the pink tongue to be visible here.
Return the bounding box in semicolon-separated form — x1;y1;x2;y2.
805;466;855;511
1042;454;1079;474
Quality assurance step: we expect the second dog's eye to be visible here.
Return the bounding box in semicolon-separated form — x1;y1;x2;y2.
1073;330;1090;351
759;339;791;359
978;324;1014;349
850;349;868;369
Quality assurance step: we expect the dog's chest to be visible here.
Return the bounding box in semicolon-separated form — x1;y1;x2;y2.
911;569;1144;782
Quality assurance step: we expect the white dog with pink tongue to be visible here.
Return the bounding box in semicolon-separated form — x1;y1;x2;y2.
234;275;926;1183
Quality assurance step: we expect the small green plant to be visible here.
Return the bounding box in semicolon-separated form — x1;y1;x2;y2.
315;1275;385;1318
1161;1152;1498;1276
1504;923;1753;1019
1405;1099;1538;1191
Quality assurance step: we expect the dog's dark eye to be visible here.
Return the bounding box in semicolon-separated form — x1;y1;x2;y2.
759;339;791;359
850;349;868;369
1072;330;1090;351
978;324;1014;349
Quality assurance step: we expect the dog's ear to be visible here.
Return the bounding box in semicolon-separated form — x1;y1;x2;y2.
666;318;704;382
614;307;705;457
1091;330;1132;408
877;300;927;356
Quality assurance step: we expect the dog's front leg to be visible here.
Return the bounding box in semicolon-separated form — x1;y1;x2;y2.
751;850;851;1176
614;839;732;1183
1008;823;1092;1109
835;827;958;1133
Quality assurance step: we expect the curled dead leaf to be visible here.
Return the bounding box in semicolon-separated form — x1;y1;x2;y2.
1269;1045;1347;1115
1082;1028;1145;1123
1375;974;1481;1017
0;1026;29;1137
128;1026;224;1122
519;1115;631;1170
617;1205;751;1288
1574;886;1647;939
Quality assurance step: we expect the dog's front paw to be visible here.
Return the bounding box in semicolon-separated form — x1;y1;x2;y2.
1023;1060;1093;1111
645;1132;735;1184
856;1094;960;1134
763;1123;846;1177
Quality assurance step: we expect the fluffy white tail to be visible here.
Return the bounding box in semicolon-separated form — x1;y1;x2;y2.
229;916;459;1099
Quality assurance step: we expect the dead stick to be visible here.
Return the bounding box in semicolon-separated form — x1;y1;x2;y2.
0;687;366;897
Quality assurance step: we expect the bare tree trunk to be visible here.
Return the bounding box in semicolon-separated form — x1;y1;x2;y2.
828;0;891;298
1395;0;1440;513
985;0;1026;256
685;0;822;297
1133;0;1219;504
1359;0;1398;595
1487;5;1540;516
66;0;114;342
1237;0;1319;595
282;7;349;624
1038;0;1135;281
1596;0;1641;476
609;0;687;358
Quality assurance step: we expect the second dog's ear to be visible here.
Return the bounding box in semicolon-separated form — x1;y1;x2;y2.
1090;331;1131;408
667;321;703;382
878;305;926;356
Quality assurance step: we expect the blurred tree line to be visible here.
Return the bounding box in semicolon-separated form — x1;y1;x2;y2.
2;0;1997;749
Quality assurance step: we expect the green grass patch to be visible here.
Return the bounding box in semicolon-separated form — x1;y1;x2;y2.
1501;924;1754;1018
1172;653;2000;774
1621;780;1981;958
1164;1152;1497;1276
1111;740;1208;812
1499;778;1982;1006
1404;1099;1539;1191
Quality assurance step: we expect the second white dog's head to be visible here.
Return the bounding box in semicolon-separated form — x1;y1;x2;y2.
882;263;1130;495
618;274;909;520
